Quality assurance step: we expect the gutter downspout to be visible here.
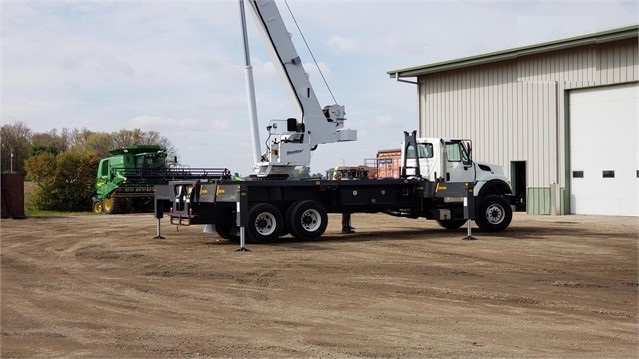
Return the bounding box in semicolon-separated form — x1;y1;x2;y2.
393;73;421;136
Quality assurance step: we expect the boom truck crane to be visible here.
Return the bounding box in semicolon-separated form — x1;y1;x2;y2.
153;0;514;244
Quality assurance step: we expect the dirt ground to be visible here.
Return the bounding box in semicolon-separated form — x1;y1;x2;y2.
1;212;637;358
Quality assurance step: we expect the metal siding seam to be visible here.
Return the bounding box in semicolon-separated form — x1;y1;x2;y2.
457;73;461;137
614;45;621;83
576;49;582;81
546;84;551;186
481;68;491;154
537;84;543;187
586;48;595;81
523;83;529;184
498;68;503;165
620;47;631;82
529;83;535;187
465;71;469;138
606;45;613;84
430;78;435;134
448;74;453;136
449;75;453;137
545;54;550;82
478;70;483;148
498;74;504;173
425;79;429;135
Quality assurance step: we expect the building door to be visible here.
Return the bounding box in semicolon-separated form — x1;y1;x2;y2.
511;161;526;212
569;83;638;216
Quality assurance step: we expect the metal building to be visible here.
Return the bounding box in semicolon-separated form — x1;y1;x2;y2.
388;25;638;216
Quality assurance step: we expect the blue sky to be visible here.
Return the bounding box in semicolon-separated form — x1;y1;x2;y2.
2;0;637;175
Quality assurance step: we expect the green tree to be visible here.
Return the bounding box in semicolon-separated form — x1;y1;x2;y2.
111;129;176;158
84;132;113;158
30;129;69;155
25;150;100;212
0;122;32;174
290;166;312;179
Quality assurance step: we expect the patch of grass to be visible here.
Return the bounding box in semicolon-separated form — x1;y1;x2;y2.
25;208;95;217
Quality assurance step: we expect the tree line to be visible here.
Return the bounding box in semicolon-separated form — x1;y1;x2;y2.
1;122;175;212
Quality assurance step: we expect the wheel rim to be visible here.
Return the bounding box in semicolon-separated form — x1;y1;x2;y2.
93;202;103;213
103;198;112;212
485;204;504;224
299;209;322;232
254;212;277;236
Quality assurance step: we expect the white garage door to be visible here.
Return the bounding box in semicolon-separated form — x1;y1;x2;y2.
570;83;638;216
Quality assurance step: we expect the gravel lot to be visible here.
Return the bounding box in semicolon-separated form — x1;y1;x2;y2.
1;212;637;358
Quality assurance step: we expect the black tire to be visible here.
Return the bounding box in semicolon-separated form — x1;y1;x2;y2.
475;195;512;232
436;219;467;230
215;212;239;242
122;198;133;214
287;200;328;241
281;205;295;238
247;203;284;244
103;197;122;214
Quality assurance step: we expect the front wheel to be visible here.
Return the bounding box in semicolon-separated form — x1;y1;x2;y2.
475;195;512;232
93;200;104;214
247;203;284;244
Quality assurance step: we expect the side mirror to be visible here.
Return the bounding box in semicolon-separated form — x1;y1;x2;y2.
463;140;473;166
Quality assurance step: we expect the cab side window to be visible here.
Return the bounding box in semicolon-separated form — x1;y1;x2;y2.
446;143;462;162
418;143;433;158
446;142;470;163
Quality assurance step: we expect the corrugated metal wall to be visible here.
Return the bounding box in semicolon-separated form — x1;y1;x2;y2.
418;38;638;214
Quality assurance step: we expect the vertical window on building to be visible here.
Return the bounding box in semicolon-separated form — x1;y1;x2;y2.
572;171;584;178
602;170;615;178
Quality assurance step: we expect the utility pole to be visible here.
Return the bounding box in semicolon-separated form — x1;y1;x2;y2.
10;149;14;173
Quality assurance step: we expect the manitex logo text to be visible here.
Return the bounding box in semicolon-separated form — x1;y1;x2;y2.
287;149;304;155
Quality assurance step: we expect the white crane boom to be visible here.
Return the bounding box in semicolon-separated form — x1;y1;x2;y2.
243;0;357;177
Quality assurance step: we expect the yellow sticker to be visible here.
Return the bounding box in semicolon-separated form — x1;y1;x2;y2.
436;183;447;192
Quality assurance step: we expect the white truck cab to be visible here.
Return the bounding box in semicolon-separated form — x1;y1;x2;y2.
401;131;514;231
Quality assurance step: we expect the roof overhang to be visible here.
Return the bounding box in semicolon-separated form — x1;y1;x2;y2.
388;24;638;78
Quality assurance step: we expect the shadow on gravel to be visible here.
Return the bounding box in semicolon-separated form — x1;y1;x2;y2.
199;223;636;248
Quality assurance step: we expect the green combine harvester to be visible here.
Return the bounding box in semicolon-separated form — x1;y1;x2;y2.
92;145;230;214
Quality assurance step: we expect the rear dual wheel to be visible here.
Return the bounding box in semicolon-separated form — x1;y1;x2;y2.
215;211;240;242
287;200;328;241
247;203;284;244
245;200;329;243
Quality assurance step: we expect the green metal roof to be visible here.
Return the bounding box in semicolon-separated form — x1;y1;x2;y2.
388;24;638;78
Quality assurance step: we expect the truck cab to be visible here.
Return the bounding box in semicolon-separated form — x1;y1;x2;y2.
402;131;514;231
